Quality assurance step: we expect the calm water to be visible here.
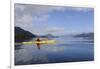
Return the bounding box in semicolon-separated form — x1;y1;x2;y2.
15;36;94;65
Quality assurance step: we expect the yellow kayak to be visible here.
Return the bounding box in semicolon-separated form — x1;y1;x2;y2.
33;40;56;44
16;40;56;45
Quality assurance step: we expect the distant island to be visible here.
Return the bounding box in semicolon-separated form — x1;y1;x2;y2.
74;32;94;40
15;27;36;42
40;34;59;38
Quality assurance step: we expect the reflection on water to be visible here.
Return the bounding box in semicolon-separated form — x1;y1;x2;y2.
15;36;94;65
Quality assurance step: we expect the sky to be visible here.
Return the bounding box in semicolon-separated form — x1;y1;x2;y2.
14;3;94;35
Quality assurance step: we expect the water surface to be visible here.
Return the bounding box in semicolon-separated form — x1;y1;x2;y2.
15;36;94;65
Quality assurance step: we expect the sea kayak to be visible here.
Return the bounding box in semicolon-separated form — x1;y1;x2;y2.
33;40;56;44
16;40;56;45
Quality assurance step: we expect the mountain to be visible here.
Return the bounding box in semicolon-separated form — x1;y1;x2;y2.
15;27;36;42
40;34;59;38
74;32;94;40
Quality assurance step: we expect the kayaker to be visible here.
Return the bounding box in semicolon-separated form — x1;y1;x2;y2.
36;38;41;42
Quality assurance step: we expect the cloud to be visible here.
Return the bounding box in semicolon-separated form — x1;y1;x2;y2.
32;14;49;23
46;26;65;34
66;7;93;12
14;4;66;34
14;4;66;17
40;26;66;36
